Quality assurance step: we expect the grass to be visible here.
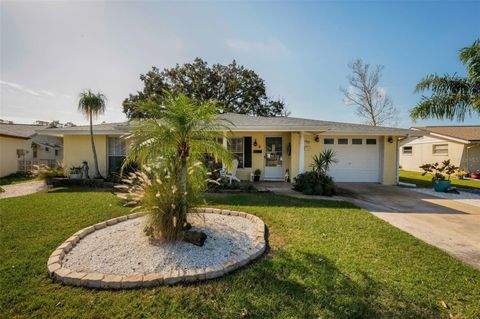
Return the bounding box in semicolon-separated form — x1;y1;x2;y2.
0;173;35;186
1;188;479;318
399;170;480;189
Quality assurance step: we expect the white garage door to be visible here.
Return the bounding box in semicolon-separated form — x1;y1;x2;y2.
322;137;381;182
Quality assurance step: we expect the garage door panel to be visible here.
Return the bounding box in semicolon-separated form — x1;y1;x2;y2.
323;138;381;182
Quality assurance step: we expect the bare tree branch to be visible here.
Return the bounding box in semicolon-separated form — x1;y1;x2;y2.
340;59;398;126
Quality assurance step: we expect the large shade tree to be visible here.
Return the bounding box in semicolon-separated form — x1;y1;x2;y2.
123;58;286;118
78;90;107;179
123;94;232;240
411;39;480;122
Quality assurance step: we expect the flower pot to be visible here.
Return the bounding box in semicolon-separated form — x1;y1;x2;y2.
70;173;82;180
253;175;260;182
471;173;480;179
433;180;451;192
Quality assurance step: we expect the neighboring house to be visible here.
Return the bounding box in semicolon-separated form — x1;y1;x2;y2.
41;113;421;184
0;123;63;177
399;126;480;173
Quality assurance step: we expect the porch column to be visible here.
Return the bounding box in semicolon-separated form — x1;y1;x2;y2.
299;131;305;174
222;134;228;170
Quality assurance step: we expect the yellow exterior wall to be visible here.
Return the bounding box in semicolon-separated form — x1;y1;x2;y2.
0;136;30;177
64;135;108;177
399;136;474;172
382;136;398;185
229;131;291;181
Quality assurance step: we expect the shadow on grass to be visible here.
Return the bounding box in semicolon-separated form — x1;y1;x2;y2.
237;250;443;318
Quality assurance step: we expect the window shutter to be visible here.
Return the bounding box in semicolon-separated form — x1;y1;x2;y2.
244;137;252;168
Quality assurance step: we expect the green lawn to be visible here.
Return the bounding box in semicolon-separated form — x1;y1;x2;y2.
1;188;479;318
0;173;35;186
400;170;480;189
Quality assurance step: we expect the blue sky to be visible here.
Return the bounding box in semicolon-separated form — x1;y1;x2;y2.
1;1;479;127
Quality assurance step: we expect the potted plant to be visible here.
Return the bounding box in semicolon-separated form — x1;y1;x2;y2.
253;169;261;182
69;166;82;180
471;171;480;179
420;160;458;192
455;169;467;180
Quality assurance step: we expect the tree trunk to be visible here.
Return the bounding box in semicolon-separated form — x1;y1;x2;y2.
89;109;103;179
178;157;188;235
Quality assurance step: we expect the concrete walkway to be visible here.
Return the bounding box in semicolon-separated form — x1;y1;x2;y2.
259;181;480;269
0;180;49;199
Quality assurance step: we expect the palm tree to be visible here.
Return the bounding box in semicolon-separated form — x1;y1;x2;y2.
124;93;232;230
311;149;338;178
78;90;107;179
411;39;480;122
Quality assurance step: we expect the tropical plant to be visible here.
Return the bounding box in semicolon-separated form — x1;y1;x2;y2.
33;164;65;183
121;93;232;241
419;160;459;181
310;149;338;178
293;172;336;196
78;90;107;179
411;39;480;122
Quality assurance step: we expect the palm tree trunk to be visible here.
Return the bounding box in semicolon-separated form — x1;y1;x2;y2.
89;109;103;179
179;157;188;234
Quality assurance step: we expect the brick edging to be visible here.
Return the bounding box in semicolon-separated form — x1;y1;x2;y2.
47;208;266;289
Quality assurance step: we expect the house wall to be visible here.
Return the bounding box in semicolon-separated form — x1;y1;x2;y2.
64;135;108;177
399;136;470;172
229;131;292;181
0;136;30;177
383;136;399;185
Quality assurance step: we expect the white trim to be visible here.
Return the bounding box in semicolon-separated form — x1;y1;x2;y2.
299;131;305;174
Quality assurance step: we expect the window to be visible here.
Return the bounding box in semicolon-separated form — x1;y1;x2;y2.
55;149;59;156
366;138;376;145
108;137;126;175
324;138;334;144
402;146;412;154
45;147;50;152
228;137;244;168
338;138;348;145
352;138;362;145
433;144;448;155
33;146;38;158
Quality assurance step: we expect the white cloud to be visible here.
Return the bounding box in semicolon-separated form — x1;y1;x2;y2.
225;38;290;57
0;80;68;99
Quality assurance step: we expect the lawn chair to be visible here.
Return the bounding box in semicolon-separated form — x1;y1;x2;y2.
220;159;240;184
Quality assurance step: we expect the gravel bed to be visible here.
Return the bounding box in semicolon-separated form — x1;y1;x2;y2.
0;181;50;199
411;187;480;208
63;213;258;275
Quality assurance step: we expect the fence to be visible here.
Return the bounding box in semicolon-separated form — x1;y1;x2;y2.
18;159;58;173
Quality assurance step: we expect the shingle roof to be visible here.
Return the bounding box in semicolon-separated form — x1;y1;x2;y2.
413;126;480;142
0;123;46;139
40;113;417;136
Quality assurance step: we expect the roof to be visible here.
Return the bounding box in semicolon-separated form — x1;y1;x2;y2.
0;123;46;139
412;126;480;143
40;113;418;136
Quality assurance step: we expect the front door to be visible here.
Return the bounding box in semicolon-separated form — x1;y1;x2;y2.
264;137;284;180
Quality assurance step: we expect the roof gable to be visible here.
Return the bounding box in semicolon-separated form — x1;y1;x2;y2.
413;126;480;143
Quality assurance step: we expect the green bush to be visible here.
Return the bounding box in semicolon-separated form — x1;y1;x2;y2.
293;171;336;196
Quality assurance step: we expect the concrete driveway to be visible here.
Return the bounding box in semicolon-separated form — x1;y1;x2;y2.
337;183;480;269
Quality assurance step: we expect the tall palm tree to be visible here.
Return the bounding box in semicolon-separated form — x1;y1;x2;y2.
411;39;480;122
124;93;232;226
78;90;107;179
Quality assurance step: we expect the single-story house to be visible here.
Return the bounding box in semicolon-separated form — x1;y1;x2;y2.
399;126;480;173
0;123;63;177
41;113;421;184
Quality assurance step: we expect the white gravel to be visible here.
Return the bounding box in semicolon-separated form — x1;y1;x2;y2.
0;180;50;199
63;213;258;275
411;187;480;208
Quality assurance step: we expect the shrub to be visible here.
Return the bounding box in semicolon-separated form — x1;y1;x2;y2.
420;160;458;181
293;171;336;196
33;165;65;182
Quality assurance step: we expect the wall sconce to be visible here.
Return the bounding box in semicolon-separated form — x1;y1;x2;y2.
253;139;258;147
387;137;393;143
314;136;320;143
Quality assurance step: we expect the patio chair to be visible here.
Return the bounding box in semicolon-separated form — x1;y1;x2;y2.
220;159;240;184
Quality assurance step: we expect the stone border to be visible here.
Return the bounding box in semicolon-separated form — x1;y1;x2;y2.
47;208;266;289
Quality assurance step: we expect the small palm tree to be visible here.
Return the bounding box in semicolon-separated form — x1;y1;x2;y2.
78;90;107;179
411;39;480;122
311;149;338;178
124;93;232;238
